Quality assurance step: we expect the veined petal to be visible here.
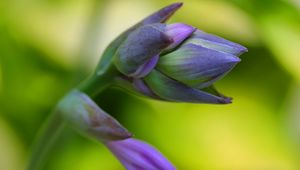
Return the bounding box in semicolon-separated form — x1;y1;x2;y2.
144;70;231;104
164;23;196;51
105;138;176;170
184;30;248;56
157;44;240;88
114;23;172;76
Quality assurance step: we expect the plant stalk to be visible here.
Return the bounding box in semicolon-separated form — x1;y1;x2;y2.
27;109;65;170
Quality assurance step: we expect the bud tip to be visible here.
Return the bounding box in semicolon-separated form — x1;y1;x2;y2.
217;96;232;104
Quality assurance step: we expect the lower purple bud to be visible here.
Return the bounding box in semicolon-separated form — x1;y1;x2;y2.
105;138;176;170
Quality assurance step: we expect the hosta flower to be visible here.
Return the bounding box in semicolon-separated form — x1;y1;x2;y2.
109;4;247;104
106;138;176;170
30;3;248;170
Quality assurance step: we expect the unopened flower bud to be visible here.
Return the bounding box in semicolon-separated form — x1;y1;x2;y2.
95;3;183;75
93;3;248;104
157;43;241;89
58;90;132;141
105;138;176;170
113;28;246;103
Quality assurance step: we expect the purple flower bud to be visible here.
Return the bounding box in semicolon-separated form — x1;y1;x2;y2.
105;138;176;170
164;23;196;51
114;24;172;76
96;3;182;74
105;3;248;104
157;43;241;89
58;90;132;141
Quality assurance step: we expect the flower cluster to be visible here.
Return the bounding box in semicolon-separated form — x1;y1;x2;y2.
59;2;247;170
113;23;247;104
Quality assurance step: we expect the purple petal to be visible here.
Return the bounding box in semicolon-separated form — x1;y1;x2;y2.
114;76;162;100
105;138;176;170
115;24;172;76
157;44;240;89
141;2;183;24
132;78;160;99
129;55;159;78
164;23;196;51
97;3;182;74
185;30;248;56
144;69;232;104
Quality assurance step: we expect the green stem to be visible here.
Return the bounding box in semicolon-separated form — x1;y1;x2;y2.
27;66;117;170
27;109;65;170
27;1;117;169
78;65;117;97
28;71;118;169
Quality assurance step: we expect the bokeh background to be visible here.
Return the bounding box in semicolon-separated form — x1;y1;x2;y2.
1;0;300;169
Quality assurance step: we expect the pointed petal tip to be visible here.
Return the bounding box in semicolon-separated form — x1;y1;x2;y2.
238;46;248;56
224;54;241;64
218;97;232;104
158;2;184;23
142;2;184;25
232;56;241;63
171;2;183;8
165;2;183;11
118;128;134;139
125;132;134;139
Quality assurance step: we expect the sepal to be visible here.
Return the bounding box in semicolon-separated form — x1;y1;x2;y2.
144;70;231;104
58;90;132;141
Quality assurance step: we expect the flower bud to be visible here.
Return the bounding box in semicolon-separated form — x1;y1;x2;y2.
157;43;241;89
96;3;182;75
114;24;172;77
102;3;248;104
58;90;132;141
105;138;176;170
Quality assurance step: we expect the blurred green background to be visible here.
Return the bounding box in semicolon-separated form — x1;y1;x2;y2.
1;0;300;169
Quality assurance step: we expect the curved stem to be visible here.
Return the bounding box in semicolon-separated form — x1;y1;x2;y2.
27;66;117;170
27;1;116;169
78;65;118;97
27;109;65;170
